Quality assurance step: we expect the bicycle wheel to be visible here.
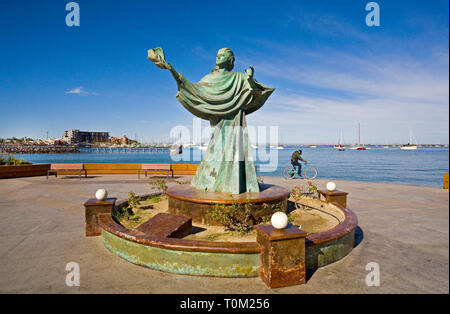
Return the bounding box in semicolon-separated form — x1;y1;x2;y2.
282;166;296;180
304;166;318;179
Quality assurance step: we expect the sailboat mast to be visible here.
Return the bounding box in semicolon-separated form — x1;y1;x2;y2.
358;123;361;145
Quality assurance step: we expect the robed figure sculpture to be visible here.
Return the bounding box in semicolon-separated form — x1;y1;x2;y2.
148;47;274;194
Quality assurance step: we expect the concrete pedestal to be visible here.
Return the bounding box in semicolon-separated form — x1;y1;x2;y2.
317;189;348;207
255;224;307;288
83;198;116;236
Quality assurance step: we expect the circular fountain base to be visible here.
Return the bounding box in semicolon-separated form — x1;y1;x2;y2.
166;184;291;225
99;199;358;277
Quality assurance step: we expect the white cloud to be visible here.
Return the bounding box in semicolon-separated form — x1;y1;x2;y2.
66;86;98;96
243;44;449;144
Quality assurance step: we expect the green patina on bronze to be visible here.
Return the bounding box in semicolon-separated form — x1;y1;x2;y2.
102;230;260;277
102;228;355;276
306;230;355;269
148;47;274;194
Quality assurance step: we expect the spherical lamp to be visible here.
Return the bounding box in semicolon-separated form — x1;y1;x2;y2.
326;181;337;192
271;212;289;230
95;189;108;201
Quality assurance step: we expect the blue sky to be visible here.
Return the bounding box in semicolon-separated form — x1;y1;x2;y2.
0;0;448;144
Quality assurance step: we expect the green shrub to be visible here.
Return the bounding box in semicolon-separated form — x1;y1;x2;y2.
149;179;168;194
206;202;254;234
260;202;285;223
112;192;141;221
205;200;286;234
145;194;161;203
14;158;32;165
175;180;190;185
0;156;32;165
112;204;129;221
128;192;141;208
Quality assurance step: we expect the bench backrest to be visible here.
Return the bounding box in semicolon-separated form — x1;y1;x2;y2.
50;163;84;170
141;163;171;170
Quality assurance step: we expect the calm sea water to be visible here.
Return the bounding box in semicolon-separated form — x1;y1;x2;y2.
9;146;449;187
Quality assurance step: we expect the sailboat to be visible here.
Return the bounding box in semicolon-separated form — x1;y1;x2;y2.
310;136;318;148
269;144;284;149
334;130;346;151
275;135;284;149
349;123;367;150
400;129;418;150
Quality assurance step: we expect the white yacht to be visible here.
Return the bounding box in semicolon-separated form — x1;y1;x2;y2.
400;129;418;150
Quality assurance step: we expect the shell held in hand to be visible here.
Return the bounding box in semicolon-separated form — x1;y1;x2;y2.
147;47;167;69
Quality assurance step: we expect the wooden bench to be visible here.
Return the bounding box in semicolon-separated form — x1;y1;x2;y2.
135;213;192;238
138;163;173;179
47;163;87;179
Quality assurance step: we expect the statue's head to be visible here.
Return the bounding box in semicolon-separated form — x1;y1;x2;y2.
215;48;234;71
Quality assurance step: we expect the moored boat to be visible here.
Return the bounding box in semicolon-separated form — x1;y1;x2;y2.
350;123;367;151
400;129;418;150
333;130;346;151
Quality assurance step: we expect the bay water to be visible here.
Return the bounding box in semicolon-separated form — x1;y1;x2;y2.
9;146;449;187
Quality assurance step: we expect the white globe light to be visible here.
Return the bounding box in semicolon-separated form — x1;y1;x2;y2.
326;182;337;192
271;212;288;229
95;189;108;201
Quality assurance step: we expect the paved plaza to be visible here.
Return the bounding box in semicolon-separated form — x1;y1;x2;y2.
0;175;448;293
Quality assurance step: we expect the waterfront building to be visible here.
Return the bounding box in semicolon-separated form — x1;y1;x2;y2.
62;130;109;144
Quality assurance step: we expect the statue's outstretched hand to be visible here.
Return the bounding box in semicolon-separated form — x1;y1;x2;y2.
245;66;254;78
148;47;182;85
148;47;169;70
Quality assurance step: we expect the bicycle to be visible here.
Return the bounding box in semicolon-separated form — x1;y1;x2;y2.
282;162;318;180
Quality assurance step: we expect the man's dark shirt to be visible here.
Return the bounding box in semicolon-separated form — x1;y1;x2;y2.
291;151;305;162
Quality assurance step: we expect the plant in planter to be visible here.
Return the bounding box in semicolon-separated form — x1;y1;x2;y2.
0;156;32;165
206;200;289;234
306;181;318;198
291;186;304;209
205;201;254;234
112;192;141;221
260;202;295;224
149;179;168;194
291;181;318;209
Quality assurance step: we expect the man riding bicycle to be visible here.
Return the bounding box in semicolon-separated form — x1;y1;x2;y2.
291;149;307;177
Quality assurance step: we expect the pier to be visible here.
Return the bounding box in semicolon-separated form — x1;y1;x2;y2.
78;146;170;153
0;145;172;154
0;145;79;154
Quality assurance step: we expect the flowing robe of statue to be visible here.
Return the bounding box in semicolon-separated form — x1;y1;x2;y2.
148;47;274;194
176;70;273;194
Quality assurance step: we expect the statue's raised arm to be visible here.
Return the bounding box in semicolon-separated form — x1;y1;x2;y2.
148;47;183;86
